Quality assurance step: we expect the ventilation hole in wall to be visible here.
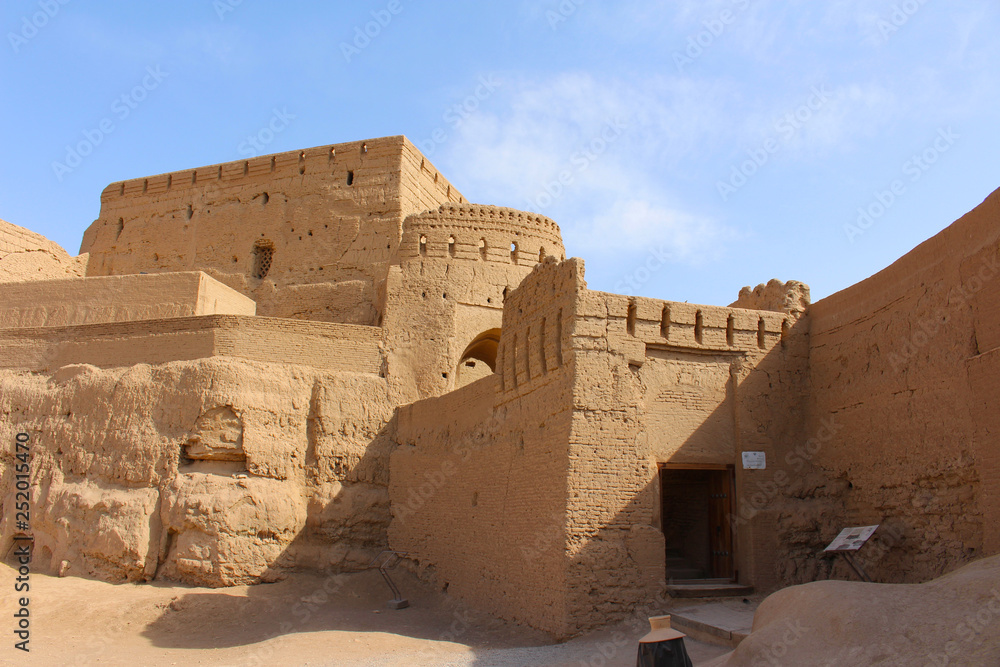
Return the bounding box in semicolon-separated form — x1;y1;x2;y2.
116;218;124;240
419;235;428;256
142;179;148;193
153;253;159;262
726;315;735;346
252;240;275;279
329;147;336;162
217;166;223;180
298;151;306;175
119;183;125;195
347;170;354;186
422;292;427;299
757;318;766;349
308;230;313;236
448;235;456;257
191;171;197;185
298;236;302;241
660;305;670;338
442;372;448;379
442;293;447;300
487;298;492;304
361;143;368;154
781;319;790;348
434;172;439;183
232;256;238;263
479;238;487;260
695;310;704;344
186;204;193;220
262;192;269;206
166;174;172;189
447;185;451;198
510;242;518;264
627;300;637;336
471;491;478;507
243;161;249;176
539;247;546;263
270;156;276;172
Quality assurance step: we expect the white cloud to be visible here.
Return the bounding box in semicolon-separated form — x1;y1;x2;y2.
438;73;737;266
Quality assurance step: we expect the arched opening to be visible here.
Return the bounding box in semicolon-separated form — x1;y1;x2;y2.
455;328;502;389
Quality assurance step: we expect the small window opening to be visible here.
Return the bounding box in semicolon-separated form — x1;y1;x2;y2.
627;300;637;337
347;170;354;186
660;305;670;338
419;235;428;256
511;242;518;263
252;240;275;280
448;235;456;257
166;174;172;189
479;238;487;260
726;315;735;346
298;151;305;175
695;310;704;344
757;318;766;349
243;161;249;176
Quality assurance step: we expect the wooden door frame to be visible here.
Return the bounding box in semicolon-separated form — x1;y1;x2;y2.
657;462;738;581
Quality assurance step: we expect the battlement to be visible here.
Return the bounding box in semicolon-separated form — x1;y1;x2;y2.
401;204;565;268
97;136;463;211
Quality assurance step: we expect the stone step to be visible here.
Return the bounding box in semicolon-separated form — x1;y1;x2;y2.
670;604;755;648
666;582;755;599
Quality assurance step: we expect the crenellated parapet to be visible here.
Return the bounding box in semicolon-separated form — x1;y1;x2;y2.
400;204;565;268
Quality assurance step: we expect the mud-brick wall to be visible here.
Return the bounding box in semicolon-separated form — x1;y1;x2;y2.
388;258;580;638
0;357;397;587
79;136;462;325
562;276;813;629
807;187;1000;582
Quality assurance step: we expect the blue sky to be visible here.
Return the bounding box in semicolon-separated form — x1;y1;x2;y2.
2;1;998;306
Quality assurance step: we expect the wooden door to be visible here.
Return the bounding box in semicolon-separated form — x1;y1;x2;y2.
708;469;734;579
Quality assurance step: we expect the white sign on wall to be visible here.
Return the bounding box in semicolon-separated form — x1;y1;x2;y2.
741;451;766;470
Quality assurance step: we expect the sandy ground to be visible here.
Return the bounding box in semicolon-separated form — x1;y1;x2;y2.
0;564;730;666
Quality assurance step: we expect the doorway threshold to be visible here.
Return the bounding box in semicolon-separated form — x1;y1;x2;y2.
666;581;754;598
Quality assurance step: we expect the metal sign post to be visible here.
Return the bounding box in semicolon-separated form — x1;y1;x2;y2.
822;525;880;583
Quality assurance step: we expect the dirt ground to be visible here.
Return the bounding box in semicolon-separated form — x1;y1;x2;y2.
0;563;730;666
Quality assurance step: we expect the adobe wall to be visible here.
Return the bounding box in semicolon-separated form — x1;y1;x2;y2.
0;218;87;283
0;356;397;586
381;204;565;401
0;271;254;328
562;277;815;631
0;316;383;374
807;186;1000;581
79;136;463;325
388;258;579;637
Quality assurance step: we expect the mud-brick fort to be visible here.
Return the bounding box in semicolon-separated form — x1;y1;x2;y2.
1;135;998;638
